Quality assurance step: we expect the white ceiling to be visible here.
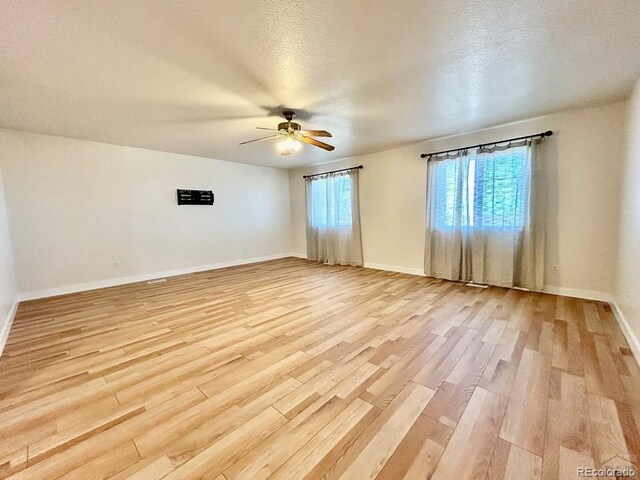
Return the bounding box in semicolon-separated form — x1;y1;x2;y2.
2;1;640;169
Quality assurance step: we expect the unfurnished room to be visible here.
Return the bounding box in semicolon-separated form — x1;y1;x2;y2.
1;1;640;479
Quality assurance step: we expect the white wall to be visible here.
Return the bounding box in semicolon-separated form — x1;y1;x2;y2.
0;160;17;348
290;101;627;299
615;78;640;356
0;130;292;296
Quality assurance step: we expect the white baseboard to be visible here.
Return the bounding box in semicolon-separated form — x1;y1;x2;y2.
363;262;425;277
0;300;19;358
610;301;640;364
18;253;298;302
290;254;426;277
542;285;613;303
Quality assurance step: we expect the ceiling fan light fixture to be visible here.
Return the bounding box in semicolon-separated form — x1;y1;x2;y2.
278;136;302;155
240;110;334;154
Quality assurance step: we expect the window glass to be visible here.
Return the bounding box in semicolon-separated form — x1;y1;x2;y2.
432;147;528;231
310;174;352;227
473;149;528;230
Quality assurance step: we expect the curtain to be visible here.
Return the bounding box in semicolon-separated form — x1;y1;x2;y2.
424;150;472;281
424;139;545;291
305;169;363;266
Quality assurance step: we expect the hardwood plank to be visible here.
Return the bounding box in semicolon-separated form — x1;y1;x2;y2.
551;320;583;376
581;330;626;401
423;339;495;428
588;393;639;468
499;349;551;456
376;414;452;480
558;371;592;456
479;327;527;397
0;447;28;478
136;376;300;462
7;389;204;480
558;446;595;480
502;443;542;480
224;395;365;479
486;438;511;480
267;398;375;480
324;382;435;479
412;326;477;390
431;387;508;480
360;333;446;409
57;440;140;480
122;456;175;480
163;407;287;480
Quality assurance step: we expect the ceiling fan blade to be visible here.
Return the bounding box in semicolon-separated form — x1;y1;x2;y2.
300;135;335;151
300;130;332;137
256;127;279;131
239;134;280;145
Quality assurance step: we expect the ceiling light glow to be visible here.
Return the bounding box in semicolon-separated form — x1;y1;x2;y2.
278;136;302;155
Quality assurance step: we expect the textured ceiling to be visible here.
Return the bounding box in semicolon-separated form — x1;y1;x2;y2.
2;1;640;168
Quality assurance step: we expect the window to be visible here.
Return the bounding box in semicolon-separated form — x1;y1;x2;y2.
309;174;353;227
434;157;469;230
473;149;529;230
432;146;529;231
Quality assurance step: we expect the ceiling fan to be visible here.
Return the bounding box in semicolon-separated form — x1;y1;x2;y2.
239;110;334;155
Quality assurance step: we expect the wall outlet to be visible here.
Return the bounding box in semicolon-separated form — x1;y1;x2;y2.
113;260;121;269
551;265;558;273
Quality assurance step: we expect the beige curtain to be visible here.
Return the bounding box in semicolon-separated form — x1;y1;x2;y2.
424;150;472;281
424;139;545;291
305;168;363;266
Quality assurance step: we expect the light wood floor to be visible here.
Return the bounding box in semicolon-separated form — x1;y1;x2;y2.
0;258;638;479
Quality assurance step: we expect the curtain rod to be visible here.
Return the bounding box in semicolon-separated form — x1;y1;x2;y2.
302;165;363;179
420;130;553;159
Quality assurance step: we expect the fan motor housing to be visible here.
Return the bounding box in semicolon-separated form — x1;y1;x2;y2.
278;121;301;132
